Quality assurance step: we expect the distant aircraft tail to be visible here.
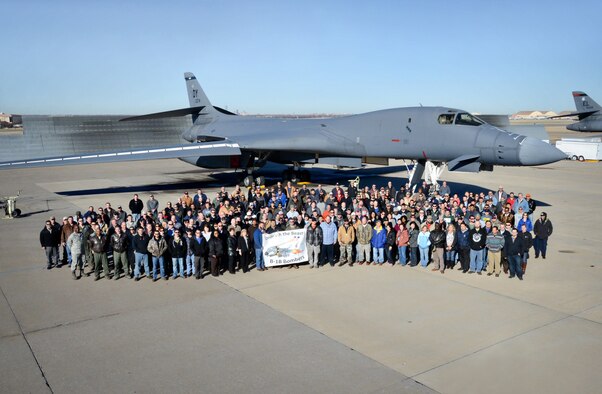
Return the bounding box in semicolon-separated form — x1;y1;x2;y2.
548;91;600;120
573;91;601;112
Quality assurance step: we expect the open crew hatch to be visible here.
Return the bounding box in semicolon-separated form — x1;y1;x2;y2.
437;111;485;126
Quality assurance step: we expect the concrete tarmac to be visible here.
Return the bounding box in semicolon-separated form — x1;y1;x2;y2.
0;158;601;394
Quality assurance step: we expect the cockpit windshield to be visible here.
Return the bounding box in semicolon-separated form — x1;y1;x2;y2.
455;113;484;126
437;114;455;125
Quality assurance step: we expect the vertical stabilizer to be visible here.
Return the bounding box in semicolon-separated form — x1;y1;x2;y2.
184;72;215;111
572;91;601;112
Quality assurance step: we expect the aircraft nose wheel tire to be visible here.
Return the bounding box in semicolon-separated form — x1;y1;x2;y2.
256;176;265;186
12;209;21;218
243;175;254;187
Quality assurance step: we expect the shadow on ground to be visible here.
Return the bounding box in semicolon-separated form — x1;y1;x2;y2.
53;163;550;207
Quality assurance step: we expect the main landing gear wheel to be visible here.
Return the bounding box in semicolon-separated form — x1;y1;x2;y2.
243;175;266;187
12;209;21;217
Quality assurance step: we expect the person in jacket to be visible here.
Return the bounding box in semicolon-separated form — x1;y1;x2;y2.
40;220;60;269
148;230;168;281
533;212;553;259
525;193;536;222
417;224;431;267
519;224;533;274
444;223;458;269
169;229;187;279
485;226;505;277
66;225;84;279
320;216;338;267
254;222;267;271
306;219;323;269
81;217;94;271
129;194;144;223
190;229;207;279
505;228;524;280
237;228;251;273
132;227;151;281
184;229;196;278
60;216;75;266
226;228;238;274
429;223;446;273
408;221;419;266
337;218;355;266
355;216;372;265
396;223;410;266
110;226;129;280
457;222;471;273
125;226;136;278
208;229;224;276
468;221;488;274
89;227;110;281
371;220;386;265
385;222;397;265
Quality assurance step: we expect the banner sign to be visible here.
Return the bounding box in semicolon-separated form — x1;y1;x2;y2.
263;229;308;267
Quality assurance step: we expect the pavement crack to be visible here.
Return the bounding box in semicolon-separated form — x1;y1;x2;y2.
25;312;122;335
0;284;54;393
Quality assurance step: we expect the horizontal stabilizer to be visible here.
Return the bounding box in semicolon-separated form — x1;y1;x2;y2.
447;154;480;172
0;141;240;170
120;106;206;122
548;111;597;120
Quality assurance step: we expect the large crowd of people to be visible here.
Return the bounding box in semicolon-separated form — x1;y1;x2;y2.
39;179;554;282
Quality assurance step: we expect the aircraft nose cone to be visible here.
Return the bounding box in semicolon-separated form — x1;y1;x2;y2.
518;137;567;165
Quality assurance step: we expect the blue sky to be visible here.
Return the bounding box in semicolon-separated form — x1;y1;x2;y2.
1;0;601;115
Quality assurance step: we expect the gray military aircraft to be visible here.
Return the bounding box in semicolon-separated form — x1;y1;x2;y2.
0;72;567;186
549;91;602;132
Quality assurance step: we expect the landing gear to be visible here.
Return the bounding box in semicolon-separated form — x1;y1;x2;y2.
300;170;310;182
242;175;266;187
282;168;311;183
282;162;311;184
406;160;445;193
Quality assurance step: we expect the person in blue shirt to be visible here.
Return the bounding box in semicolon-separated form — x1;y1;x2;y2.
371;220;387;264
320;216;338;267
417;224;431;267
253;222;267;271
516;212;533;232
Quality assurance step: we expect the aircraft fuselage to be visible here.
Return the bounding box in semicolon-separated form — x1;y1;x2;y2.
186;106;565;168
